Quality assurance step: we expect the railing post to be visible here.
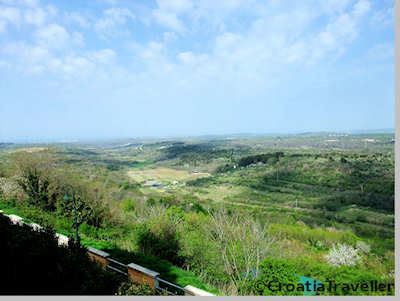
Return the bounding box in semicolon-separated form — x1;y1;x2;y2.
87;247;110;269
127;263;160;289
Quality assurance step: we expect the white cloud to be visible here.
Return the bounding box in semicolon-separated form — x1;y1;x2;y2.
204;0;371;68
320;0;352;14
143;0;374;89
35;23;71;49
215;32;241;52
0;0;38;7
177;51;194;63
0;0;387;91
141;41;164;59
24;7;46;25
153;10;185;33
104;7;134;20
307;0;371;62
64;12;90;28
364;42;393;61
152;0;193;33
162;31;178;42
156;0;193;13
353;0;370;17
371;6;393;27
1;40;118;79
0;1;58;33
89;48;116;64
2;42;50;74
23;5;57;25
95;7;135;38
0;6;21;32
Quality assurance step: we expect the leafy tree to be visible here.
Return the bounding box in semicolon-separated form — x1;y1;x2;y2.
13;152;55;210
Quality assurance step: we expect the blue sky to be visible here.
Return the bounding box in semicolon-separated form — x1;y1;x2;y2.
0;0;394;141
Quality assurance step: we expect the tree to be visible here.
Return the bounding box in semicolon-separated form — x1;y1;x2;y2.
63;188;94;245
275;151;284;182
12;151;55;210
208;210;274;294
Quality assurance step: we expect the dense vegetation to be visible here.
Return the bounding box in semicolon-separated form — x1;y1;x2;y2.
0;214;121;295
0;133;394;295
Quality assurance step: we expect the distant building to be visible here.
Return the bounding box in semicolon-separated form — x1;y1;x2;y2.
143;180;163;188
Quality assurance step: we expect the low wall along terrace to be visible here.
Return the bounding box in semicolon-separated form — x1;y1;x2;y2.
1;211;214;296
87;247;110;269
127;263;159;289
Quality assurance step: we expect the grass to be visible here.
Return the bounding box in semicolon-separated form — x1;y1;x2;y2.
127;167;210;183
269;223;359;246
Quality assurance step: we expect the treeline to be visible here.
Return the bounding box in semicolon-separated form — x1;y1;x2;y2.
159;142;249;165
60;148;142;171
315;192;394;213
237;152;284;167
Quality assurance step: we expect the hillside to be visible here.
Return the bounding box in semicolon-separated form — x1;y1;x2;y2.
0;133;394;295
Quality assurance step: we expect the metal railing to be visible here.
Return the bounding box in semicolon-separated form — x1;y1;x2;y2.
156;278;188;296
107;258;128;276
105;257;189;296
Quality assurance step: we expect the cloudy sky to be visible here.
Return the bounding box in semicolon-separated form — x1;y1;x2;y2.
0;0;394;141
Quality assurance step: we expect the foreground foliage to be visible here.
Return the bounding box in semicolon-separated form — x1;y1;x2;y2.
0;214;121;295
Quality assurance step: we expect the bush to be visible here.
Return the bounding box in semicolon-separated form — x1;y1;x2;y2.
325;244;361;267
251;258;301;296
116;281;154;296
178;213;228;285
135;218;182;265
121;199;135;212
250;257;391;296
356;241;371;254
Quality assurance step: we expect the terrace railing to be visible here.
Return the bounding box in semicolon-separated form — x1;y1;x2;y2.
107;258;128;276
156;278;188;295
86;246;213;296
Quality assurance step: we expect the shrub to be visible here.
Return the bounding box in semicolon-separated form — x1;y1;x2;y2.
189;202;207;214
178;213;228;284
166;205;185;223
251;258;301;296
325;244;360;267
135;217;182;265
146;198;156;206
250;257;390;296
121;199;135;212
356;241;371;254
116;281;154;296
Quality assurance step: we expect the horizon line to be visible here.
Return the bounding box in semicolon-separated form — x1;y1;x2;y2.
0;128;395;144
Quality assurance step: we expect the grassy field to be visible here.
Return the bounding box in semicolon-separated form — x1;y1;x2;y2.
127;166;210;183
